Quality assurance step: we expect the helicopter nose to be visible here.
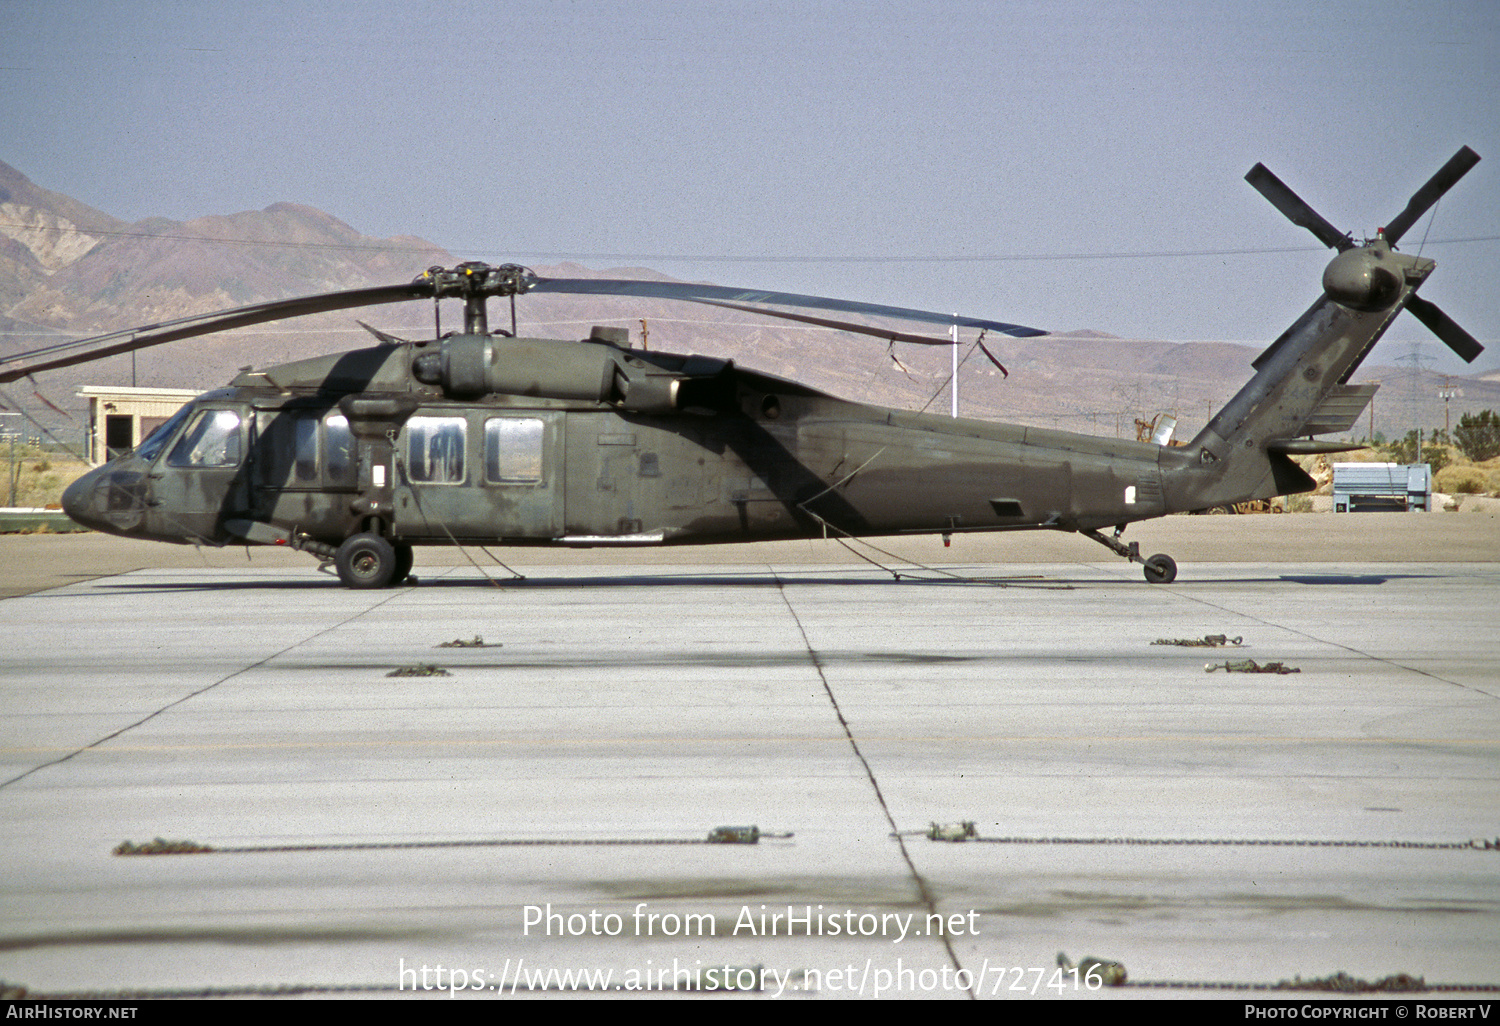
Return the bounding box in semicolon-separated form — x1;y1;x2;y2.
61;466;105;531
62;463;152;535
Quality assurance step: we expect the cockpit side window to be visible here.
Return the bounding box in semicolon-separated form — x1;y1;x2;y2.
167;409;244;468
326;414;355;485
134;403;195;463
293;416;319;481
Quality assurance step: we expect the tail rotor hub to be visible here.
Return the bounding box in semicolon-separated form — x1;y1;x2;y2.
1321;243;1411;311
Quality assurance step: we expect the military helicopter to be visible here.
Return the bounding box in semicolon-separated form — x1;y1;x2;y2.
0;148;1483;588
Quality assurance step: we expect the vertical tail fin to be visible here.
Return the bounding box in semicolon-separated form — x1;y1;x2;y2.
1163;148;1482;512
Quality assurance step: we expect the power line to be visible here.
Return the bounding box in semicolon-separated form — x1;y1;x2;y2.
3;221;1497;265
501;237;1500;265
0;221;445;255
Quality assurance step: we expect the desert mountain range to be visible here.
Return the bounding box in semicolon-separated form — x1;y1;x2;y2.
2;158;1495;444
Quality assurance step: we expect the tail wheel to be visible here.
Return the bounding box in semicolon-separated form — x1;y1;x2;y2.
335;532;397;589
1143;553;1177;584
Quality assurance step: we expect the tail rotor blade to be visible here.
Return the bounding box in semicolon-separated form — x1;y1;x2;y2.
1406;294;1484;363
1382;146;1481;246
1244;163;1354;251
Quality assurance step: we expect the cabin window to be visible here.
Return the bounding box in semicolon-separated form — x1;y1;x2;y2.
484;417;544;484
167;409;243;468
259;411;356;487
407;416;466;484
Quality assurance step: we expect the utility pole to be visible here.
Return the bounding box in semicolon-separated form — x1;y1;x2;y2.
1439;378;1458;438
0;412;18;507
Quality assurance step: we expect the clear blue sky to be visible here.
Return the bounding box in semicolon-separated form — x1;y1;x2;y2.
3;0;1497;354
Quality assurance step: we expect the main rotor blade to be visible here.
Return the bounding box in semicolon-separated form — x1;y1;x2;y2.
1382;146;1481;246
528;277;1048;338
1244;163;1354;251
1406;294;1484;363
0;262;1047;384
680;297;960;346
0;282;428;383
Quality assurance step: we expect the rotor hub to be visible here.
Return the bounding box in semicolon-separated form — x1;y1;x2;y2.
414;262;539;298
1321;243;1405;311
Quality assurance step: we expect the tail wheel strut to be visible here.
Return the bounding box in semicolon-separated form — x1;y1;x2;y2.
1082;528;1178;584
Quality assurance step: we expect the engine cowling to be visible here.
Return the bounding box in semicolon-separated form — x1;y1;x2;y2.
410;333;735;413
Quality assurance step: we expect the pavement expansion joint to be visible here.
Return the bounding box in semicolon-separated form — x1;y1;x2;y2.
1136;583;1499;696
1;582;411;790
771;566;977;997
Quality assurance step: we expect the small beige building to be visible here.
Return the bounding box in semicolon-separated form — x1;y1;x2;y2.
78;386;201;465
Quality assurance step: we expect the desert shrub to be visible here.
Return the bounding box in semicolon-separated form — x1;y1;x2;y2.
1379;431;1451;474
1454;410;1500;463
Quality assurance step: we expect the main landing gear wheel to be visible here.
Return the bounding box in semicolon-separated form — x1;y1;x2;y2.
391;543;414;586
335;532;397;589
1142;553;1177;584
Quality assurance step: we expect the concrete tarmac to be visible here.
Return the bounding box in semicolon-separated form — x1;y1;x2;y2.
3;508;1499;599
1;520;1497;999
